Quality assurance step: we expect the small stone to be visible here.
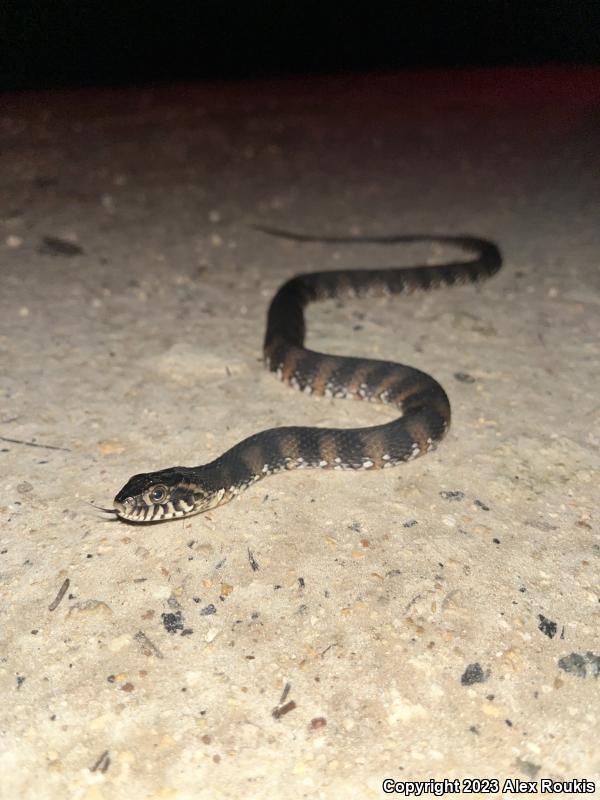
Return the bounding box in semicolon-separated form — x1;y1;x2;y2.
161;611;184;634
97;440;125;455
68;600;112;617
108;634;130;653
461;662;487;685
482;701;506;718
558;652;600;678
516;759;541;779
439;490;465;501
500;648;524;673
454;371;476;383
39;236;84;257
537;614;557;639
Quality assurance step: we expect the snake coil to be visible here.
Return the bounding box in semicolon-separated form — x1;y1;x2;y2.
113;228;501;522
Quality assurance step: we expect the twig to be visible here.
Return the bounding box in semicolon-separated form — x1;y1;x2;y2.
320;642;339;658
134;630;164;659
90;750;110;773
48;578;70;611
272;701;296;720
247;548;259;571
0;435;70;452
279;682;291;705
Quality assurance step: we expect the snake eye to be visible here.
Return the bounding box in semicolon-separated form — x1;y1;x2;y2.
148;485;168;503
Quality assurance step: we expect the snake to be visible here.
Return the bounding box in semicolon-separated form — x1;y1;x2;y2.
112;228;501;523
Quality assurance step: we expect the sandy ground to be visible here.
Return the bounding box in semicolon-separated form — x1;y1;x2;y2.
1;68;599;799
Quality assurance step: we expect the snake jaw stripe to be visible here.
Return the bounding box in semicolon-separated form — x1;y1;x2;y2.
112;231;501;523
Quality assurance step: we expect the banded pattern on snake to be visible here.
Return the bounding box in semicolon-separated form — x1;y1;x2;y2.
113;229;501;523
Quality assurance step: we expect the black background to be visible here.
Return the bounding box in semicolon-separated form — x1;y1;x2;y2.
2;1;600;92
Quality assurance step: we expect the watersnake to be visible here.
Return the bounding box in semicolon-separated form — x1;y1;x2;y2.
113;228;501;523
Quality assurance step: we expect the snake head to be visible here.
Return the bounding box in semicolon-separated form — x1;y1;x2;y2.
113;467;207;523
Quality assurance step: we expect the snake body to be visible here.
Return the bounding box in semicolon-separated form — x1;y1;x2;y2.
113;230;501;522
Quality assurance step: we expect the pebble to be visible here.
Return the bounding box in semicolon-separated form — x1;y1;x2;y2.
109;634;131;653
97;439;125;455
68;600;112;617
481;701;507;718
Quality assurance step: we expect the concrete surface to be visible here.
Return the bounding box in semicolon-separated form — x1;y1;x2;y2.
1;68;599;799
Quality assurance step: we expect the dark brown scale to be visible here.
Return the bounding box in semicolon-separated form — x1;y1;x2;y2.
113;230;501;522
